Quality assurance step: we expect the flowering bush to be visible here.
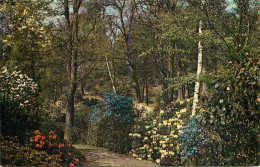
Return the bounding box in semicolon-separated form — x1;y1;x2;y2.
0;136;61;166
178;115;220;165
0;67;41;140
27;130;87;166
129;102;191;166
90;92;137;153
186;56;259;166
0;67;38;107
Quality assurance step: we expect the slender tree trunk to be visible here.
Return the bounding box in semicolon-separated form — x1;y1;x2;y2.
145;77;149;105
185;84;189;99
141;84;145;103
133;69;142;103
201;67;208;97
169;54;175;102
177;87;183;102
81;80;86;95
176;56;183;102
191;19;203;117
105;55;117;95
185;84;190;108
162;81;169;106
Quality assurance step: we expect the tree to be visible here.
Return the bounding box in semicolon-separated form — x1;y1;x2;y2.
0;0;52;80
62;0;83;141
191;15;203;116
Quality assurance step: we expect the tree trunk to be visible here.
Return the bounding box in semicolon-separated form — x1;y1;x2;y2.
191;19;203;117
145;77;149;105
162;81;169;106
81;80;86;95
185;84;189;99
64;0;82;141
176;56;183;102
105;55;117;95
169;54;175;102
201;67;208;97
177;87;183;102
133;69;142;103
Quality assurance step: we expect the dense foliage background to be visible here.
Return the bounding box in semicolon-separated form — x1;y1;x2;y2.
0;0;259;166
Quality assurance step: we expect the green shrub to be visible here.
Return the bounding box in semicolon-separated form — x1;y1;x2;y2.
179;56;259;166
0;95;40;142
25;130;87;166
0;67;41;141
89;92;137;153
129;103;191;166
0;136;61;166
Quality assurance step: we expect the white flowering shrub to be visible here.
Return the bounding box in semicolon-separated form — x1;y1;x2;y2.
0;67;40;139
0;67;38;107
129;101;192;166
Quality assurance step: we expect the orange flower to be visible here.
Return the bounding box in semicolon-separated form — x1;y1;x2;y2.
35;135;41;142
48;143;54;149
49;130;55;134
35;137;39;142
68;152;72;156
58;144;64;148
69;163;75;167
68;144;71;148
49;135;53;140
33;130;41;135
53;134;57;139
42;136;46;140
75;159;79;162
84;162;87;166
30;137;34;142
37;140;45;148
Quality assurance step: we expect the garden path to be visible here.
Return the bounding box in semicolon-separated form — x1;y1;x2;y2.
74;145;158;167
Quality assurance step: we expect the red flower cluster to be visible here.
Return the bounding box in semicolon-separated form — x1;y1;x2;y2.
58;144;64;148
28;130;87;166
30;130;57;149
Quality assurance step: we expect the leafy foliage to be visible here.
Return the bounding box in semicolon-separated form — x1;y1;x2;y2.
129;101;191;166
89;92;136;153
179;55;259;166
26;130;87;166
0;136;61;166
0;68;41;140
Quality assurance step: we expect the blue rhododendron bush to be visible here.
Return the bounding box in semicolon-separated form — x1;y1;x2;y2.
86;92;137;153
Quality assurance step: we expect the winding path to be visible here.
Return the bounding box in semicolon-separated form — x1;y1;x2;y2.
74;145;158;167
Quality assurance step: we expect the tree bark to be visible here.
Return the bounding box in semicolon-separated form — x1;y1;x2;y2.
81;80;86;95
64;0;82;141
105;55;117;96
145;77;149;105
176;51;183;102
132;69;142;103
162;81;169;106
185;84;189;99
191;19;203;117
201;67;208;97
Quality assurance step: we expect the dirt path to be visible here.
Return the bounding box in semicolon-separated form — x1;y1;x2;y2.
74;145;158;167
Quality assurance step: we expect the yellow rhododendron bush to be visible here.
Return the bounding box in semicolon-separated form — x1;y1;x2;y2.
129;101;191;166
